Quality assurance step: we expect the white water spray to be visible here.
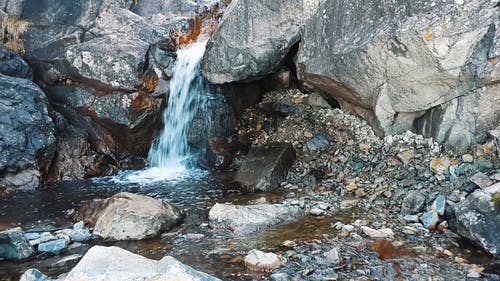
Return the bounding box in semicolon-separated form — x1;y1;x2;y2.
114;41;210;183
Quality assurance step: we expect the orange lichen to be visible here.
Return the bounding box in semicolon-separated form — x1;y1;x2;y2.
423;28;434;41
172;15;203;48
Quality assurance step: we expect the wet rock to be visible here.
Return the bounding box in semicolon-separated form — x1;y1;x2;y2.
432;195;446;216
208;203;304;235
244;249;283;272
470;172;494;189
64;246;221;281
79;192;182;241
453;183;500;258
38;239;68;255
0;75;55;192
401;191;426;215
421;210;439;230
0;227;35;260
235;143;296;192
19;269;50;281
0;46;33;79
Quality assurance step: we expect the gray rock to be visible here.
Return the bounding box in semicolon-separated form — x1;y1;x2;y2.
432;195;446;216
202;0;320;83
0;46;33;79
244;249;283;272
0;227;35;260
401;191;426;215
306;133;330;151
208;203;304;235
57;228;91;242
324;248;340;264
64;246;221;281
80;192;182;241
453;183;500;258
235;143;296;192
24;233;41;241
38;239;68;255
402;215;419;223
0;75;55;191
19;269;51;281
470;172;494;189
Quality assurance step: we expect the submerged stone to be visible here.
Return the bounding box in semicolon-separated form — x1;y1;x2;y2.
38;238;68;255
0;227;35;260
235;143;296;192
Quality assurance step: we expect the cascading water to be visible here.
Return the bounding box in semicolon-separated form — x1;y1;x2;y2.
113;41;211;183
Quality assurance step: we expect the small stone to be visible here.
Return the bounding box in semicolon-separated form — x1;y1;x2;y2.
24;233;41;241
432;195;446;216
52;254;83;267
19;269;50;281
470;172;493;189
306;133;330;150
282;240;296;247
270;273;289;281
492;173;500;181
186;233;204;241
332;222;344;230
402;215;419;223
466;271;480;278
397;149;415;165
361;227;394;239
244;250;283;272
437;221;449;232
430;157;451;175
73;221;85;230
401;191;426;215
324;248;340;264
342;225;355;233
346;183;358;191
462;154;474;163
38;238;68;255
420;210;439;230
310;208;325;216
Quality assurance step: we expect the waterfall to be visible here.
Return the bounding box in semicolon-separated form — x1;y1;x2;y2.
148;40;208;168
112;41;211;183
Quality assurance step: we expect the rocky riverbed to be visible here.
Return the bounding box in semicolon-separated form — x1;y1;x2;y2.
1;88;499;280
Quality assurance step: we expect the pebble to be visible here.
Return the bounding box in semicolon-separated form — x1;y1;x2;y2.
420;210;439;230
430;157;451;175
470;172;493;189
361;226;394;239
462;154;474;163
244;250;283;272
323;248;340;264
24;232;40;241
310;207;325;216
341;225;355;233
73;221;85;230
403;215;419;223
432;195;446;216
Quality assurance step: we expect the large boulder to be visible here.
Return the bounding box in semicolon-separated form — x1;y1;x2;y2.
202;0;324;83
209;203;304;235
64;245;221;281
78;192;182;241
0;74;55;192
452;183;500;258
235;143;296;192
0;227;35;260
202;0;500;147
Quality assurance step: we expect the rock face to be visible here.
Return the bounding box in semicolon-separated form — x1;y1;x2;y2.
235;143;296;192
79;192;182;241
202;0;500;147
208;203;304;235
0;46;33;79
64;245;221;281
0;227;35;260
0;74;55;192
452;183;500;258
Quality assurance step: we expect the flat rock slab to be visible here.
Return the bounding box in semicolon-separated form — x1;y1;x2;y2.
453;183;500;258
208;203;304;235
235;143;296;192
79;192;182;241
64;245;221;281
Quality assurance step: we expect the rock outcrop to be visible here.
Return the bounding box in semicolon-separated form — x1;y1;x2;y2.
78;192;182;241
202;0;500;148
63;246;221;281
0;74;55;192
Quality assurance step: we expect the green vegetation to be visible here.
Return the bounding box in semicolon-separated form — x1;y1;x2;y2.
493;192;500;209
